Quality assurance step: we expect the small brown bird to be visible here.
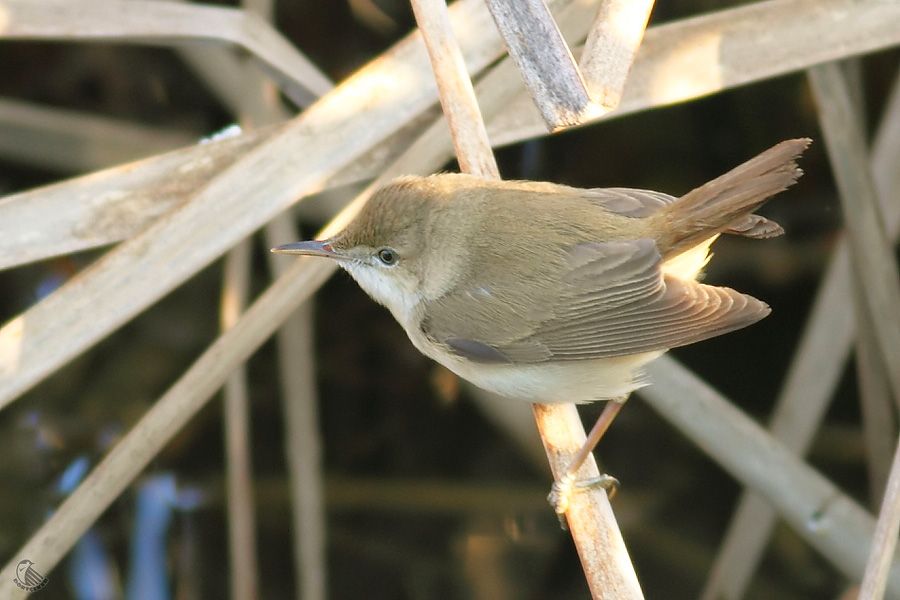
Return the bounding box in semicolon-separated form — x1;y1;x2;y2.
274;138;810;511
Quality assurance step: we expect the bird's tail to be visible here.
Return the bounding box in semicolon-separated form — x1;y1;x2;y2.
655;138;811;259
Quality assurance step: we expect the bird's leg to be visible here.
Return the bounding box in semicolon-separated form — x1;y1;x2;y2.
548;396;628;521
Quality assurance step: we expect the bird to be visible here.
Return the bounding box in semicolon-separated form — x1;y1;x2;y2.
273;138;810;514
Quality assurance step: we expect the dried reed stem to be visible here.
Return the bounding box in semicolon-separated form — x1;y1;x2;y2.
185;4;330;592
0;121;391;271
0;3;592;591
578;0;654;109
220;239;259;600
489;0;900;146
854;278;897;505
2;1;898;595
860;436;900;599
410;0;498;176
380;0;600;468
410;0;641;596
642;356;900;595
0;97;192;172
5;0;899;271
484;0;599;130
533;404;643;598
701;67;900;600
264;221;327;600
0;255;340;598
0;0;513;410
215;0;282;594
0;0;331;107
809;58;900;600
256;78;331;600
841;53;894;509
808;63;900;400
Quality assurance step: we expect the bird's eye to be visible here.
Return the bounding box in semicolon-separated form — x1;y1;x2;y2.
377;248;398;266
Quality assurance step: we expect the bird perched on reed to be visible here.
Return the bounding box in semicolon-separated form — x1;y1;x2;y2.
275;138;810;513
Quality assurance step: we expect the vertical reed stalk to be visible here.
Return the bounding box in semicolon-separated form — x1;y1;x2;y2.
408;0;643;596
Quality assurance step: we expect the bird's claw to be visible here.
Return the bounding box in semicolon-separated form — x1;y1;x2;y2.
547;473;620;530
577;473;620;499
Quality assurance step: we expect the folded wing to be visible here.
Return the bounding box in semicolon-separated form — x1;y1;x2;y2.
422;238;769;364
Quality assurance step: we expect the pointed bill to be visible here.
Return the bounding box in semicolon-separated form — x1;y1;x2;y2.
270;240;342;259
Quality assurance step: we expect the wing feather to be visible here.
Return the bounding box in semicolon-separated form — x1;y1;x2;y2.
581;188;675;216
581;187;784;239
421;238;769;364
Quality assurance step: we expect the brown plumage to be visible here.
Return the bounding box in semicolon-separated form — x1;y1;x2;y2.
653;138;807;258
274;138;810;403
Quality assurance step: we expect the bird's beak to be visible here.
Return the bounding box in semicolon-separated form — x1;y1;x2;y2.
270;239;345;260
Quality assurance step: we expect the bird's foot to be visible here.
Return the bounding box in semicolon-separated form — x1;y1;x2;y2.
548;473;620;529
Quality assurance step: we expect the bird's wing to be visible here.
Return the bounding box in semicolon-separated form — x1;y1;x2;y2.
581;187;783;238
421;238;769;364
580;187;675;216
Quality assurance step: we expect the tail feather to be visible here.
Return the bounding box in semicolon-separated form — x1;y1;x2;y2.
726;213;785;239
656;138;810;258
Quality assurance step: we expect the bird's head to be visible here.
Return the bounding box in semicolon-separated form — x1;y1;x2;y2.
272;177;458;321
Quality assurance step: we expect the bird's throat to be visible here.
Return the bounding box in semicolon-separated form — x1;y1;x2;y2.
341;262;423;327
